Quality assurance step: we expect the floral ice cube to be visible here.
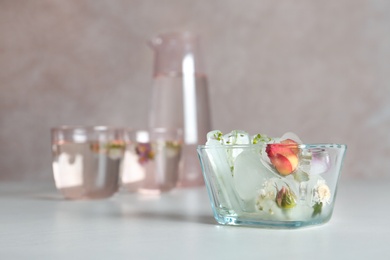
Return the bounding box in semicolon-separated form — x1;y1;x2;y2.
206;130;224;144
280;132;303;144
222;130;250;145
251;133;272;144
233;150;274;201
300;148;330;175
255;177;298;218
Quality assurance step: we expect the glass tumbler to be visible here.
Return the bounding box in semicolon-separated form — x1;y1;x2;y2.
51;126;125;200
121;128;182;194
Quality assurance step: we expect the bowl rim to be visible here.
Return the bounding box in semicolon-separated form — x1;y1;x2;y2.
197;143;347;150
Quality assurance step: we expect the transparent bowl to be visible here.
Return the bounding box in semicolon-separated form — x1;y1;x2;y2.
197;143;347;228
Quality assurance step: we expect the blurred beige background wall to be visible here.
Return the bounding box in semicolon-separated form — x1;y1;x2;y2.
1;0;389;181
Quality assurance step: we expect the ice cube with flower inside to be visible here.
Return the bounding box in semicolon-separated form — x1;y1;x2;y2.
264;132;302;176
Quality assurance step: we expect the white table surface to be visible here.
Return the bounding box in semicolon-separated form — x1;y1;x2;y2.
0;179;389;259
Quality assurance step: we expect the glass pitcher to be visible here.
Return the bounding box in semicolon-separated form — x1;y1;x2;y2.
148;32;211;187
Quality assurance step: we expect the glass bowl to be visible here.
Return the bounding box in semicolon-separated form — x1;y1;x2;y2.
197;143;346;228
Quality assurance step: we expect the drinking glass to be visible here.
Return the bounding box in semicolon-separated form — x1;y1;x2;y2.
51;126;125;199
121;128;182;194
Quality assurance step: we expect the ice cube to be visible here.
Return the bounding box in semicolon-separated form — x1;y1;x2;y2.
222;130;250;145
233;150;275;201
204;140;240;210
206;130;224;144
300;148;330;175
310;148;330;174
219;130;251;171
298;174;329;207
280;132;302;143
251;133;272;144
255;177;299;219
206;139;222;146
309;176;331;205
